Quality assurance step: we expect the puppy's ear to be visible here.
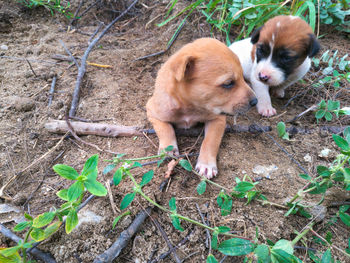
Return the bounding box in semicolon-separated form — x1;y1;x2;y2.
251;26;262;44
307;34;320;57
171;55;196;82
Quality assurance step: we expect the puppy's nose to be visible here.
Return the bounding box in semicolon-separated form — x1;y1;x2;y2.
249;98;258;107
258;72;270;82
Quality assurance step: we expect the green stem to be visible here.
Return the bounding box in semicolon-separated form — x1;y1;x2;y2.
291;223;315;246
22;228;33;263
123;154;164;162
257;199;288;210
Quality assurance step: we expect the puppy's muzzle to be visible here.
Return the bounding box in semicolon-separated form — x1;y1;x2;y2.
221;97;258;116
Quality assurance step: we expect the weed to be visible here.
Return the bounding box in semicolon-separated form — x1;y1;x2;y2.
0;155;107;262
277;121;290;140
17;0;73;18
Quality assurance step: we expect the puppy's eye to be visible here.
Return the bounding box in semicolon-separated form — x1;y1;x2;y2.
221;80;235;89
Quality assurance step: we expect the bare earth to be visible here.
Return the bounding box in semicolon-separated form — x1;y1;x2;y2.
0;1;349;262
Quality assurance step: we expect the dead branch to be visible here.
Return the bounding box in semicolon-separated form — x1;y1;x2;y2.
93;207;152;263
69;0;139;117
152;218;181;263
48;75;57;106
25;58;38;77
0;224;56;263
45;120;271;137
195;203;211;253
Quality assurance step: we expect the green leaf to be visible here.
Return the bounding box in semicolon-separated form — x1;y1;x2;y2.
169;197;177;211
271;249;299;263
179;159;192;171
0;248;21;262
113;168;123;186
315;110;326;119
218;238;254;256
255;244;271;263
67;181;84;201
317;166;331;177
30;227;45;241
33;211;55;228
24;213;33;221
171;215;184;231
84;179;107;196
327;100;340;111
321;248;332;263
65;209;78;234
13;221;31;232
112;211;131;229
131;162;142;168
277;122;287;138
339;211;350;226
53;164;79;180
103;164;116;175
140;170;154;187
165;145;174;152
332;134;350;151
324;111;333;121
211;233;218;250
0;247;20;257
81;154;99;176
57;189;69;201
120;192;135;210
234;181;254;193
221;197;233;216
246;191;258;204
298;173;311;180
206;254;218;263
196;180;207;195
43;221;62;238
217;226;231;233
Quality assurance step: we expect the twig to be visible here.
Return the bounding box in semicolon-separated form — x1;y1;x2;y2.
219;255;228;263
0;55;57;64
181;251;199;262
25;58;38;77
69;0;85;28
150;229;195;263
65;116;118;155
59;40;80;69
48;75;57;106
287;104;318;123
0;133;68;199
93;207;152;263
106;180;119;215
69;0;139;117
152;218;181;263
77;0;101;20
195;203;211;253
89;23;104;43
0;224;56;263
134;20;186;61
45;120;271;137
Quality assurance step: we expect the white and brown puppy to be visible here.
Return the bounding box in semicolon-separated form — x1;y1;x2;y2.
147;38;256;179
229;15;320;116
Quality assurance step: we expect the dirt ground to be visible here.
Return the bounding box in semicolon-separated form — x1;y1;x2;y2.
0;1;349;262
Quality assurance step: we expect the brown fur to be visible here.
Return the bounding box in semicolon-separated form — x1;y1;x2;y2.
257;16;314;64
146;38;255;178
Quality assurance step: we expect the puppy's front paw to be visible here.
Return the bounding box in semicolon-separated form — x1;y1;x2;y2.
257;103;277;117
195;161;218;179
158;145;179;156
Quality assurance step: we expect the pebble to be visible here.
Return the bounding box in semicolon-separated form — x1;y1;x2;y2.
252;164;278;178
0;44;8;50
303;153;312;163
5;96;35;112
319;148;331;158
74;210;103;230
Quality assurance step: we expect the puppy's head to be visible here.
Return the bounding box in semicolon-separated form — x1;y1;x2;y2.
168;38;256;116
250;15;320;86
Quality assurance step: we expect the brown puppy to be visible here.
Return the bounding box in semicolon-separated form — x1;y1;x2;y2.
146;38;256;179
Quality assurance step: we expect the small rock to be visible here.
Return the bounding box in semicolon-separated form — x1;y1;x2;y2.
319;148;331;158
303;153;312;163
252;164;278;178
0;44;8;50
74;210;103;230
5;96;35;112
309;205;327;223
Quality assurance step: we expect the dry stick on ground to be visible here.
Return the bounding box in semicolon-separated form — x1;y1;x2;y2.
48;75;57;106
93;207;152;263
25;58;38;77
0;132;68;200
152;218;182;263
134;20;186;61
65;116;118;155
45;120;271;137
287;104;318;123
59;40;80;68
69;0;139;117
195;203;211;254
68;0;85;28
150;229;195;263
0;224;56;263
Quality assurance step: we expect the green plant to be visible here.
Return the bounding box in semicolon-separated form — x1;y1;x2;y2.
160;0;317;44
316;0;350;32
17;0;73;18
277;121;290;140
0;155;107;262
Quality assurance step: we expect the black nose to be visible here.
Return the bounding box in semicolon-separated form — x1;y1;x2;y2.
249;98;258;107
